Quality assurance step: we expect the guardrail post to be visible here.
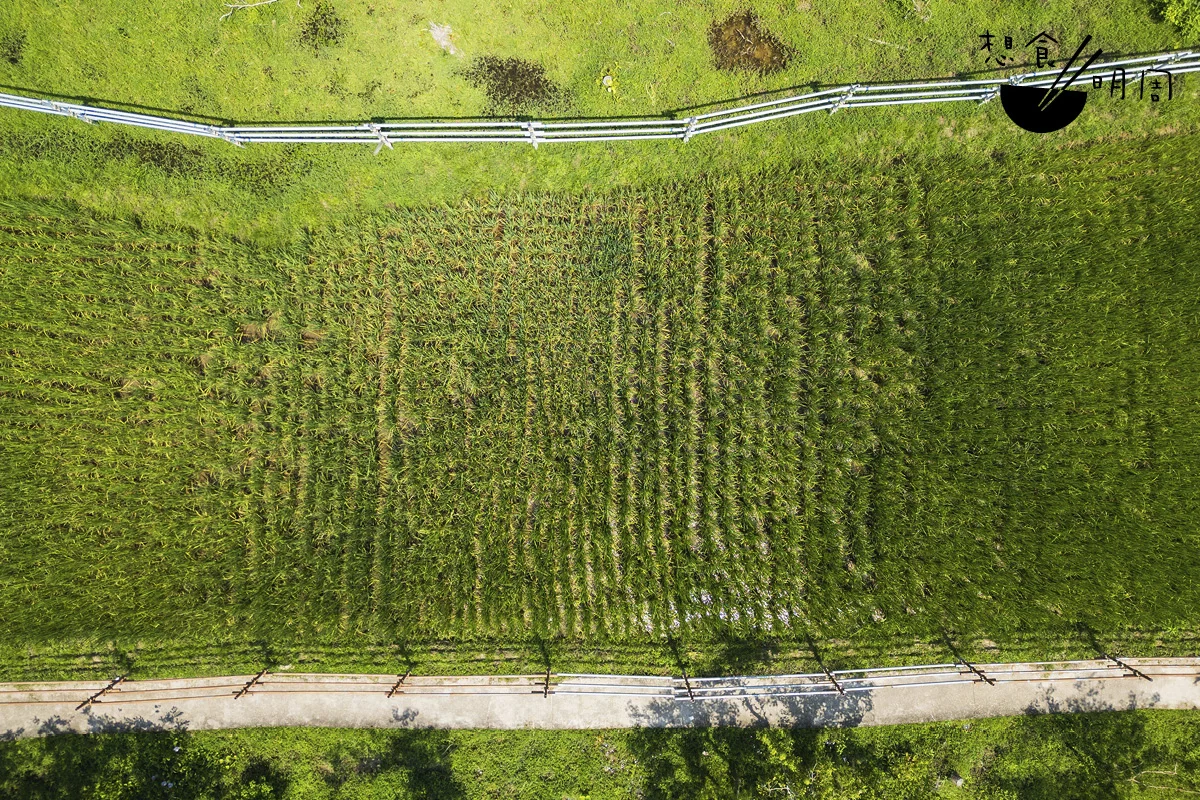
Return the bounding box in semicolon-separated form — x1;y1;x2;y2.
386;670;411;697
680;669;696;702
209;125;245;148
543;668;552;698
829;84;862;114
524;121;542;150
1157;52;1184;70
371;123;393;156
233;668;269;699
75;676;125;712
47;100;94;125
682;116;698;142
957;660;996;686
1103;653;1152;681
821;666;846;696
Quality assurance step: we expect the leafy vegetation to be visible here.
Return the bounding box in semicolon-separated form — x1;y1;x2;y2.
1;134;1197;672
4;710;1200;798
0;2;1196;794
1156;0;1200;39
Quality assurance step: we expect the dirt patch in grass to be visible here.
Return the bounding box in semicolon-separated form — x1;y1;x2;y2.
299;1;345;53
0;28;26;66
239;322;270;343
104;131;207;177
463;56;564;114
708;12;793;74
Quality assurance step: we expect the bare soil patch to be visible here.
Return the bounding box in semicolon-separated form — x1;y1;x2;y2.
708;12;793;74
464;56;563;114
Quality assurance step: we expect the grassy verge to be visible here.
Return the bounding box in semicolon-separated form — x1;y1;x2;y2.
4;710;1200;798
0;0;1197;243
2;133;1198;680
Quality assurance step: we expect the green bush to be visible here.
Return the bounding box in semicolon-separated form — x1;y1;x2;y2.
1156;0;1200;39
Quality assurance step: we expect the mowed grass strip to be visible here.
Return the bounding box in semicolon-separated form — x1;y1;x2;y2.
1;135;1199;650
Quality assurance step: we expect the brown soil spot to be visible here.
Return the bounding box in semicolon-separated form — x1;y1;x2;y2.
708;12;793;74
464;56;563;114
239;322;268;343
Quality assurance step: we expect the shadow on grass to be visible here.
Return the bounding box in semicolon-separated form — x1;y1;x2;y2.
0;725;468;799
973;710;1157;799
316;729;466;799
0;726;281;800
624;709;1199;799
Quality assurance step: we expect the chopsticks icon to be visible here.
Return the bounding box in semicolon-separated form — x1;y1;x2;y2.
1037;35;1104;111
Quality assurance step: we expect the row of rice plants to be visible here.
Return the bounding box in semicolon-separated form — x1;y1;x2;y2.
0;204;258;637
898;140;1200;642
6;136;1198;651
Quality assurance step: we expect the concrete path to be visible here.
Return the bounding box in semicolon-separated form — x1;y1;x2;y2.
2;659;1199;740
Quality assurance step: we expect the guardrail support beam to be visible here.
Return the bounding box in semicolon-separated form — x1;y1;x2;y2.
75;676;125;712
682;116;698;142
387;670;411;697
233;669;269;699
1103;653;1152;681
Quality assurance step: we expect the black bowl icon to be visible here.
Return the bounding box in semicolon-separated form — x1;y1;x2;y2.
1000;84;1088;133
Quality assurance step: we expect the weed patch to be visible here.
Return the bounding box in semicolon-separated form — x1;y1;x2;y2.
0;130;311;197
299;0;345;53
0;27;25;66
104;131;208;177
708;12;793;74
357;79;382;103
463;55;564;114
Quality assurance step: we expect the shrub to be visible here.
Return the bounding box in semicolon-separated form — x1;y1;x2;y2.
1155;0;1200;39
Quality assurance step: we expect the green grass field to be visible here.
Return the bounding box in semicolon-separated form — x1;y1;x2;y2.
3;133;1198;677
0;0;1198;243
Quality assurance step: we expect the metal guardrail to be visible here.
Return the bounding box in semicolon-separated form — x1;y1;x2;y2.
0;50;1196;150
1;658;1196;707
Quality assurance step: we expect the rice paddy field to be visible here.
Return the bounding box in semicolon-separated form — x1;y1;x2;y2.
2;132;1198;677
